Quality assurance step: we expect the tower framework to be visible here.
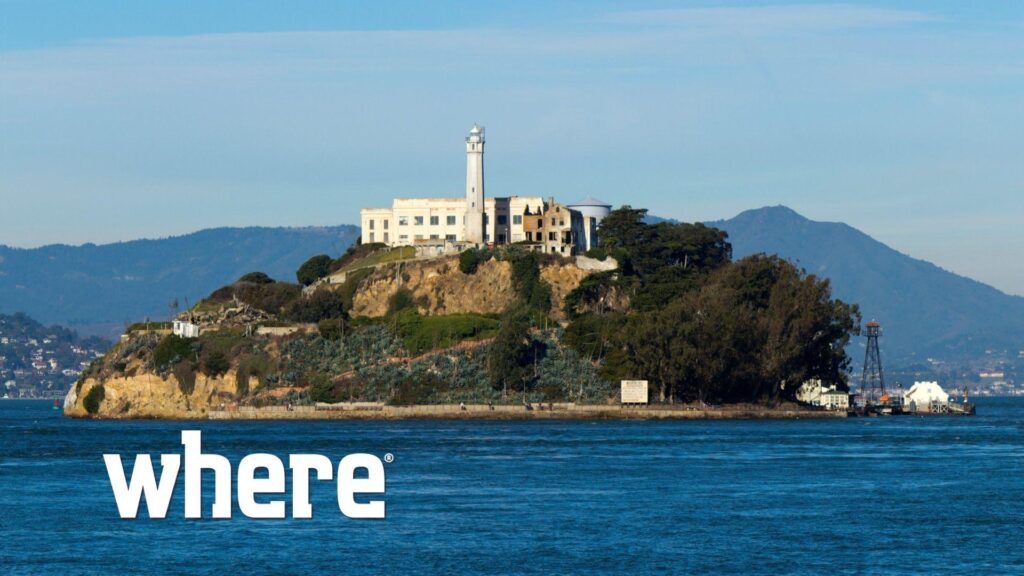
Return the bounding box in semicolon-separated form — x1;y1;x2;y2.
861;321;886;402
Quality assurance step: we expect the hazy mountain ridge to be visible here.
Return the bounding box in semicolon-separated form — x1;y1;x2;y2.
710;206;1024;362
0;226;360;334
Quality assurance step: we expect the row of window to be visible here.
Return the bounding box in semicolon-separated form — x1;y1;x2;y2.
367;214;524;229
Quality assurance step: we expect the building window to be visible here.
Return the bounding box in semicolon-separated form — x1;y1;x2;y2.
399;216;408;226
369;232;374;242
446;234;457;241
548;231;556;241
384;232;389;242
414;216;424;226
383;220;389;230
497;233;506;243
513;215;522;225
551;218;556;226
415;235;423;240
484;214;489;225
368;219;375;230
430;216;439;226
430;234;439;240
399;235;408;241
497;215;507;225
484;234;490;241
447;215;456;226
559;220;564;226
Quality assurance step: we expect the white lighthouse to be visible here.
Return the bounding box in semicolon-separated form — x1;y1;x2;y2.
464;124;485;244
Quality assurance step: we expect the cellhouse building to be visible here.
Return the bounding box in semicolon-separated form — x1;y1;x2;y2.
359;125;611;255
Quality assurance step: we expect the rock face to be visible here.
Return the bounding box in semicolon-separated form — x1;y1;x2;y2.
350;256;600;321
65;370;245;419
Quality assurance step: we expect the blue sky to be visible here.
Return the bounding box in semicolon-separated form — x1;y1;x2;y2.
1;1;1022;295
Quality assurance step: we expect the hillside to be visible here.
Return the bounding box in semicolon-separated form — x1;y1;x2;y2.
0;313;109;398
711;206;1024;363
0;226;360;337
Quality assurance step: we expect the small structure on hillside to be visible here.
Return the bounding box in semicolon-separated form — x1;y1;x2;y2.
172;320;200;339
903;381;949;413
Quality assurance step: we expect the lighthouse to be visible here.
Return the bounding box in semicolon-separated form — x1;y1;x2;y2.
464;124;485;244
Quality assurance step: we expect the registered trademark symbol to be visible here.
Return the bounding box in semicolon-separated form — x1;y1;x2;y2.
384;453;394;463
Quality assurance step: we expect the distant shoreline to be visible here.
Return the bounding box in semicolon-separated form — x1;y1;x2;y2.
66;403;848;421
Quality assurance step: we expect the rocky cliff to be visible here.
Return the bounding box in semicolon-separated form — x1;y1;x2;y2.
351;255;602;321
65;370;246;419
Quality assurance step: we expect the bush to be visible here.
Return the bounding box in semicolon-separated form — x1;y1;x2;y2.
153;335;195;371
387;288;417;315
235;282;303;314
330;242;387;272
394;311;499;355
202;350;230;377
285;289;347;323
318;317;348;340
83;384;105;414
390;373;448;405
459;249;482;274
296;254;333;286
238;271;274;284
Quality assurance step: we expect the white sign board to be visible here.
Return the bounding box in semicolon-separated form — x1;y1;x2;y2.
621;380;649;404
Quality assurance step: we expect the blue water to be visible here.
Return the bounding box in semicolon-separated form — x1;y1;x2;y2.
1;400;1022;575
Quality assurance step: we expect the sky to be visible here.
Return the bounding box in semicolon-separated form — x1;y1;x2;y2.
1;1;1022;295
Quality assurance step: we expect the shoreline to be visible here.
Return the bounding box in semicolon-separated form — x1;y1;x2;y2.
68;403;848;421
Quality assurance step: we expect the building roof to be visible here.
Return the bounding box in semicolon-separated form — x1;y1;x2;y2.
568;195;612;208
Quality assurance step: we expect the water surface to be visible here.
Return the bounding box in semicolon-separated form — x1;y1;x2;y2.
1;399;1022;575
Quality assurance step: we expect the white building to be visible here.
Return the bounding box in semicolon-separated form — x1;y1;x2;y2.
903;381;949;412
172;320;200;339
360;126;608;254
796;379;849;410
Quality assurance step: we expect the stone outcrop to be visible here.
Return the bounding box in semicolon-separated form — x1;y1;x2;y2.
350;256;604;321
65;370;250;419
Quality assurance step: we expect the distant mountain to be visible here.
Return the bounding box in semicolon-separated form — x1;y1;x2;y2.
710;206;1024;363
0;226;360;337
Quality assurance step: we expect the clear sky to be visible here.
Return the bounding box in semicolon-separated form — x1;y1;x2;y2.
1;1;1022;295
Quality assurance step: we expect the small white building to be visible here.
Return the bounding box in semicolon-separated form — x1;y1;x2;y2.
172;320;200;339
903;381;949;412
797;379;849;410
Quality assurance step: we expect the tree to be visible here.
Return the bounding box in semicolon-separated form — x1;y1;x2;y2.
487;309;534;398
238;271;274;284
296;254;333;286
284;289;347;323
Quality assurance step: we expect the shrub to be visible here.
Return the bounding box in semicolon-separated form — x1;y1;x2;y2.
330;242;387;272
318;317;348;340
394;311;499;355
285;289;347;323
238;271;275;284
296;254;333;286
83;384;105;414
387;288;417;315
459;249;482;274
202;350;230;377
235;282;303;314
153;335;195;371
390;373;448;405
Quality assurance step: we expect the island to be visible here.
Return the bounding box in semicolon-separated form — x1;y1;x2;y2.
64;205;859;420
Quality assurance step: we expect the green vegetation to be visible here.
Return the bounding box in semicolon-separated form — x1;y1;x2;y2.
83;384;105;414
336;267;373;312
296;254;333;286
284;289;347;323
126;321;172;332
562;206;859;404
458;248;491;274
506;250;553;315
334;245;416;274
317;317;348;340
238;271;274;284
392;310;499;356
152;334;195;372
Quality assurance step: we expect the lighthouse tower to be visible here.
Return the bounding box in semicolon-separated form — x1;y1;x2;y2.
464;124;485;244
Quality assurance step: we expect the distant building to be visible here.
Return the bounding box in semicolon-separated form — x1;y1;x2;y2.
796;379;849;410
360;125;609;254
903;381;949;412
172;320;200;339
